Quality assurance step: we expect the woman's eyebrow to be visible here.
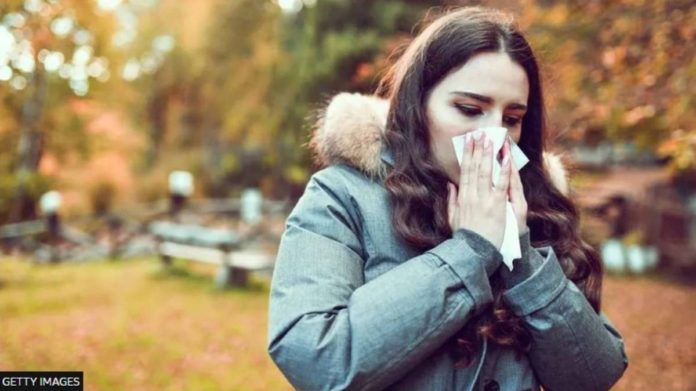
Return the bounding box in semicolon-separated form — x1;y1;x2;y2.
507;103;527;111
450;91;527;111
451;91;492;103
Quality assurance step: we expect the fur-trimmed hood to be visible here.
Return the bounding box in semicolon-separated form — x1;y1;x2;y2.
310;92;569;195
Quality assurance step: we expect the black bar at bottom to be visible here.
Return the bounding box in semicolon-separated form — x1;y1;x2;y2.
0;372;83;391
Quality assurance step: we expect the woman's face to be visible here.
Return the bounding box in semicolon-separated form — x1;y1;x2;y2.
425;51;529;183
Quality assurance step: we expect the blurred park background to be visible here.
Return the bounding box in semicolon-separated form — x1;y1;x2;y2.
0;0;694;390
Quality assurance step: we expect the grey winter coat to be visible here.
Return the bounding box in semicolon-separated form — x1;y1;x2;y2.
267;93;628;391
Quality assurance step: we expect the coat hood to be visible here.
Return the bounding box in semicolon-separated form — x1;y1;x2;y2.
310;92;569;196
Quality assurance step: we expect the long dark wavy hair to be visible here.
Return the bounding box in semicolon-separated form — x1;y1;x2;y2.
376;7;604;367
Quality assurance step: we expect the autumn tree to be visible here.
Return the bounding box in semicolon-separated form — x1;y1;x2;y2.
0;0;116;221
458;0;695;173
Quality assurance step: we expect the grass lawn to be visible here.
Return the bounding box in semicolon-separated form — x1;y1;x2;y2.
0;257;292;391
1;257;694;390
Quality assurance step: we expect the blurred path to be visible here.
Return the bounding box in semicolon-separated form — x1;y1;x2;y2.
603;274;696;391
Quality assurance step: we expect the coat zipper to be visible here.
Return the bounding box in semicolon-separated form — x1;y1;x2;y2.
466;337;488;391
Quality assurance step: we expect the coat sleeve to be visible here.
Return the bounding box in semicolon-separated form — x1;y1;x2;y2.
500;232;629;391
267;171;502;391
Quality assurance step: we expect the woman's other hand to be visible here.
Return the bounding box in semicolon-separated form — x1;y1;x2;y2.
508;150;529;234
447;132;511;250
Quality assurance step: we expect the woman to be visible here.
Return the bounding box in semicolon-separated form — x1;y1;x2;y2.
267;6;628;391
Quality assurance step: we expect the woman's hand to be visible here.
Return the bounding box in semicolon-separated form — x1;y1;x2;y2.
447;132;511;250
508;152;529;234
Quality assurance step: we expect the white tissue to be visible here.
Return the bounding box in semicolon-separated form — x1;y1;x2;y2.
451;127;529;270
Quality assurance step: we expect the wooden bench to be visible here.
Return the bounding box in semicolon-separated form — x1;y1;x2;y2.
149;221;275;287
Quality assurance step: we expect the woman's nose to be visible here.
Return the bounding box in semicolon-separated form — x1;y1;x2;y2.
478;112;504;129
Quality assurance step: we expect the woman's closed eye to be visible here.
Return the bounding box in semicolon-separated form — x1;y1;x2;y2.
454;103;523;127
503;115;522;126
454;103;482;117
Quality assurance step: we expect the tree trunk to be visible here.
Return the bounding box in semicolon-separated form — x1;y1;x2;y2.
10;67;46;222
145;90;168;168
